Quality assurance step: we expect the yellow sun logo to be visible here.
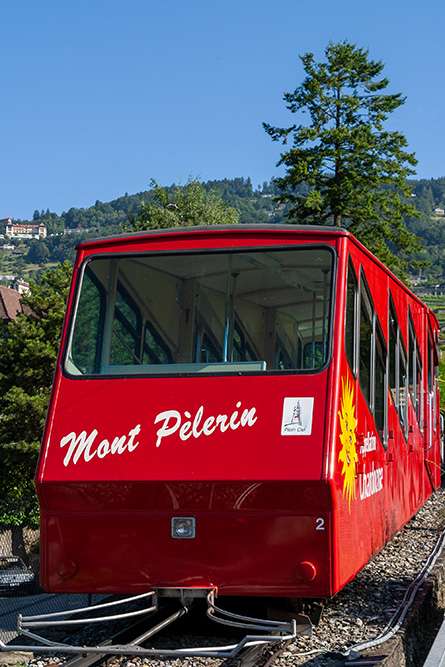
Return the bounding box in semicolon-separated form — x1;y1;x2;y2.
338;375;358;512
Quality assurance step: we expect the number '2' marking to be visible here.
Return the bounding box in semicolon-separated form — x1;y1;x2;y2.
316;517;325;530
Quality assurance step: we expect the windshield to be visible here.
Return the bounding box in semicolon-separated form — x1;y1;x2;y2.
66;246;334;375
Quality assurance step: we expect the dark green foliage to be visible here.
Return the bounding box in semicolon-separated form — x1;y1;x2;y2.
406;179;445;280
122;178;240;231
264;40;422;277
26;239;50;265
4;176;445;279
12;178;286;251
0;262;72;525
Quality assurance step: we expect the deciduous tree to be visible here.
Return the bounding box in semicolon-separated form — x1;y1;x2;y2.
123;178;240;231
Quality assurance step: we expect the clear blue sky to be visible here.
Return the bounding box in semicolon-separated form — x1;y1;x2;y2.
2;0;444;221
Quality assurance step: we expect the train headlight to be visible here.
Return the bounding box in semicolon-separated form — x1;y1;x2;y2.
172;517;195;539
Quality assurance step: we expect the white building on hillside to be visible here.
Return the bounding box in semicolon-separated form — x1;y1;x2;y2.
4;219;47;239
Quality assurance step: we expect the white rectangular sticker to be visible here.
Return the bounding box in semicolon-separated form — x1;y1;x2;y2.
281;397;314;436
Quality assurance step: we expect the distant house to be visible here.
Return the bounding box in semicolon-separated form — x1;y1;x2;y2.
4;220;47;239
434;207;445;216
63;225;89;235
14;279;30;295
0;285;32;323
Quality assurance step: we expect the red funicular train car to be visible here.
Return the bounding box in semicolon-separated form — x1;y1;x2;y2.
35;225;442;604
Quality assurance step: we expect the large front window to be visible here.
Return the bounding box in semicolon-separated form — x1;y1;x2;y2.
66;246;334;375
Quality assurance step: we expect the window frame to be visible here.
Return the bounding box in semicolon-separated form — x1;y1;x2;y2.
388;293;408;440
344;256;358;377
63;243;338;379
358;269;373;410
374;315;388;448
407;309;423;429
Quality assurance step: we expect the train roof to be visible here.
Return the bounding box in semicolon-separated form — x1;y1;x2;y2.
75;223;348;248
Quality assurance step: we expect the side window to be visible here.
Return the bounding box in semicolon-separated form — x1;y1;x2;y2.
69;266;105;374
388;294;408;438
408;311;423;427
194;322;221;364
110;281;174;367
434;331;440;434
303;341;324;369
389;298;398;409
428;328;439;435
356;269;387;447
345;257;358;374
359;274;373;407
399;338;408;434
408;316;415;404
143;321;172;365
374;319;387;447
428;330;433;395
416;349;423;426
233;321;258;364
110;282;142;366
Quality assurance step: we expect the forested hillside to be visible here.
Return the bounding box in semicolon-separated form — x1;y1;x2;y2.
2;176;445;284
406;178;445;279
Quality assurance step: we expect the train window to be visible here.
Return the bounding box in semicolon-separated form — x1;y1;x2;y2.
110;283;142;366
66;246;334;375
428;330;433;394
196;330;221;364
408;314;416;403
355;269;387;444
143;321;172;365
389;295;407;437
416;350;423;426
303;341;324;369
275;334;300;370
389;297;398;409
233;321;258;364
408;311;423;429
399;339;408;434
68;266;104;374
428;327;439;436
359;273;373;407
345;258;358;375
374;318;387;447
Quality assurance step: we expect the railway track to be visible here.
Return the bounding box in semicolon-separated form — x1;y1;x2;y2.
60;615;168;667
60;629;294;667
1;592;307;667
36;612;298;667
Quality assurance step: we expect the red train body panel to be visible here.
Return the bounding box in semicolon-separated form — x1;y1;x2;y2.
35;225;442;600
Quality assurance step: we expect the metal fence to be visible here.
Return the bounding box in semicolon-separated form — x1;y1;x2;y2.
0;517;40;594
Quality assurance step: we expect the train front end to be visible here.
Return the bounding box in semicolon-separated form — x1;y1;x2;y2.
35;226;341;600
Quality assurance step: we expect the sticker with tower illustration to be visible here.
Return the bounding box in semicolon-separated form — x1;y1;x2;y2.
281;397;314;435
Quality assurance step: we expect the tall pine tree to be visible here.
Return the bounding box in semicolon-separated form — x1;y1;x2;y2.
264;40;421;275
